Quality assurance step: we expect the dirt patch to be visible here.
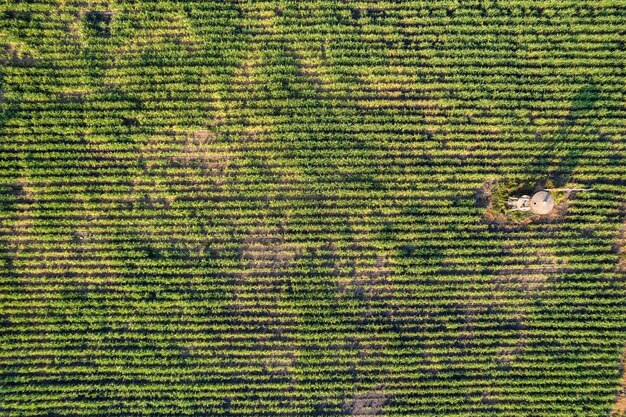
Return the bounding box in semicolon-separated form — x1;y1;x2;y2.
58;90;87;103
168;13;204;53
495;333;528;370
611;348;626;416
475;179;494;209
227;223;300;405
492;250;563;292
487;238;566;373
261;350;296;382
133;123;233;193
343;390;386;416
171;127;234;179
336;252;394;301
331;212;396;301
1;41;36;65
239;226;296;271
240;223;297;265
231;224;300;305
613;398;626;417
3;180;35;240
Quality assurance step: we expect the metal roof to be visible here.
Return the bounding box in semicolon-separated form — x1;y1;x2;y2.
530;191;555;215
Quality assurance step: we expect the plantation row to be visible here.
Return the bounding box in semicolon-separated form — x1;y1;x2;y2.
2;0;626;416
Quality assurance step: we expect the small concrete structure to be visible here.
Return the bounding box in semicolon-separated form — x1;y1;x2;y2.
529;191;555;215
508;195;531;212
508;190;555;215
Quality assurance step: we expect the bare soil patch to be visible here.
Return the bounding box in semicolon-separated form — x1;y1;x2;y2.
612;349;626;416
238;227;297;273
343;390;386;416
1;42;36;65
492;248;563;292
172;127;234;179
231;224;300;305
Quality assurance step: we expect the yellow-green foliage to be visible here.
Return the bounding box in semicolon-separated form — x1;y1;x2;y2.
1;1;625;416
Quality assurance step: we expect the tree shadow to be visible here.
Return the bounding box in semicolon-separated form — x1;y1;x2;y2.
84;11;112;38
531;82;600;187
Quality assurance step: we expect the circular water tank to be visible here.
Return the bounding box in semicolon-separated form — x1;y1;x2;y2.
530;191;555;215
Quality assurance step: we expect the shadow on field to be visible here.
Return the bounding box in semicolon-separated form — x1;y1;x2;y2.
476;82;601;223
532;82;600;187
